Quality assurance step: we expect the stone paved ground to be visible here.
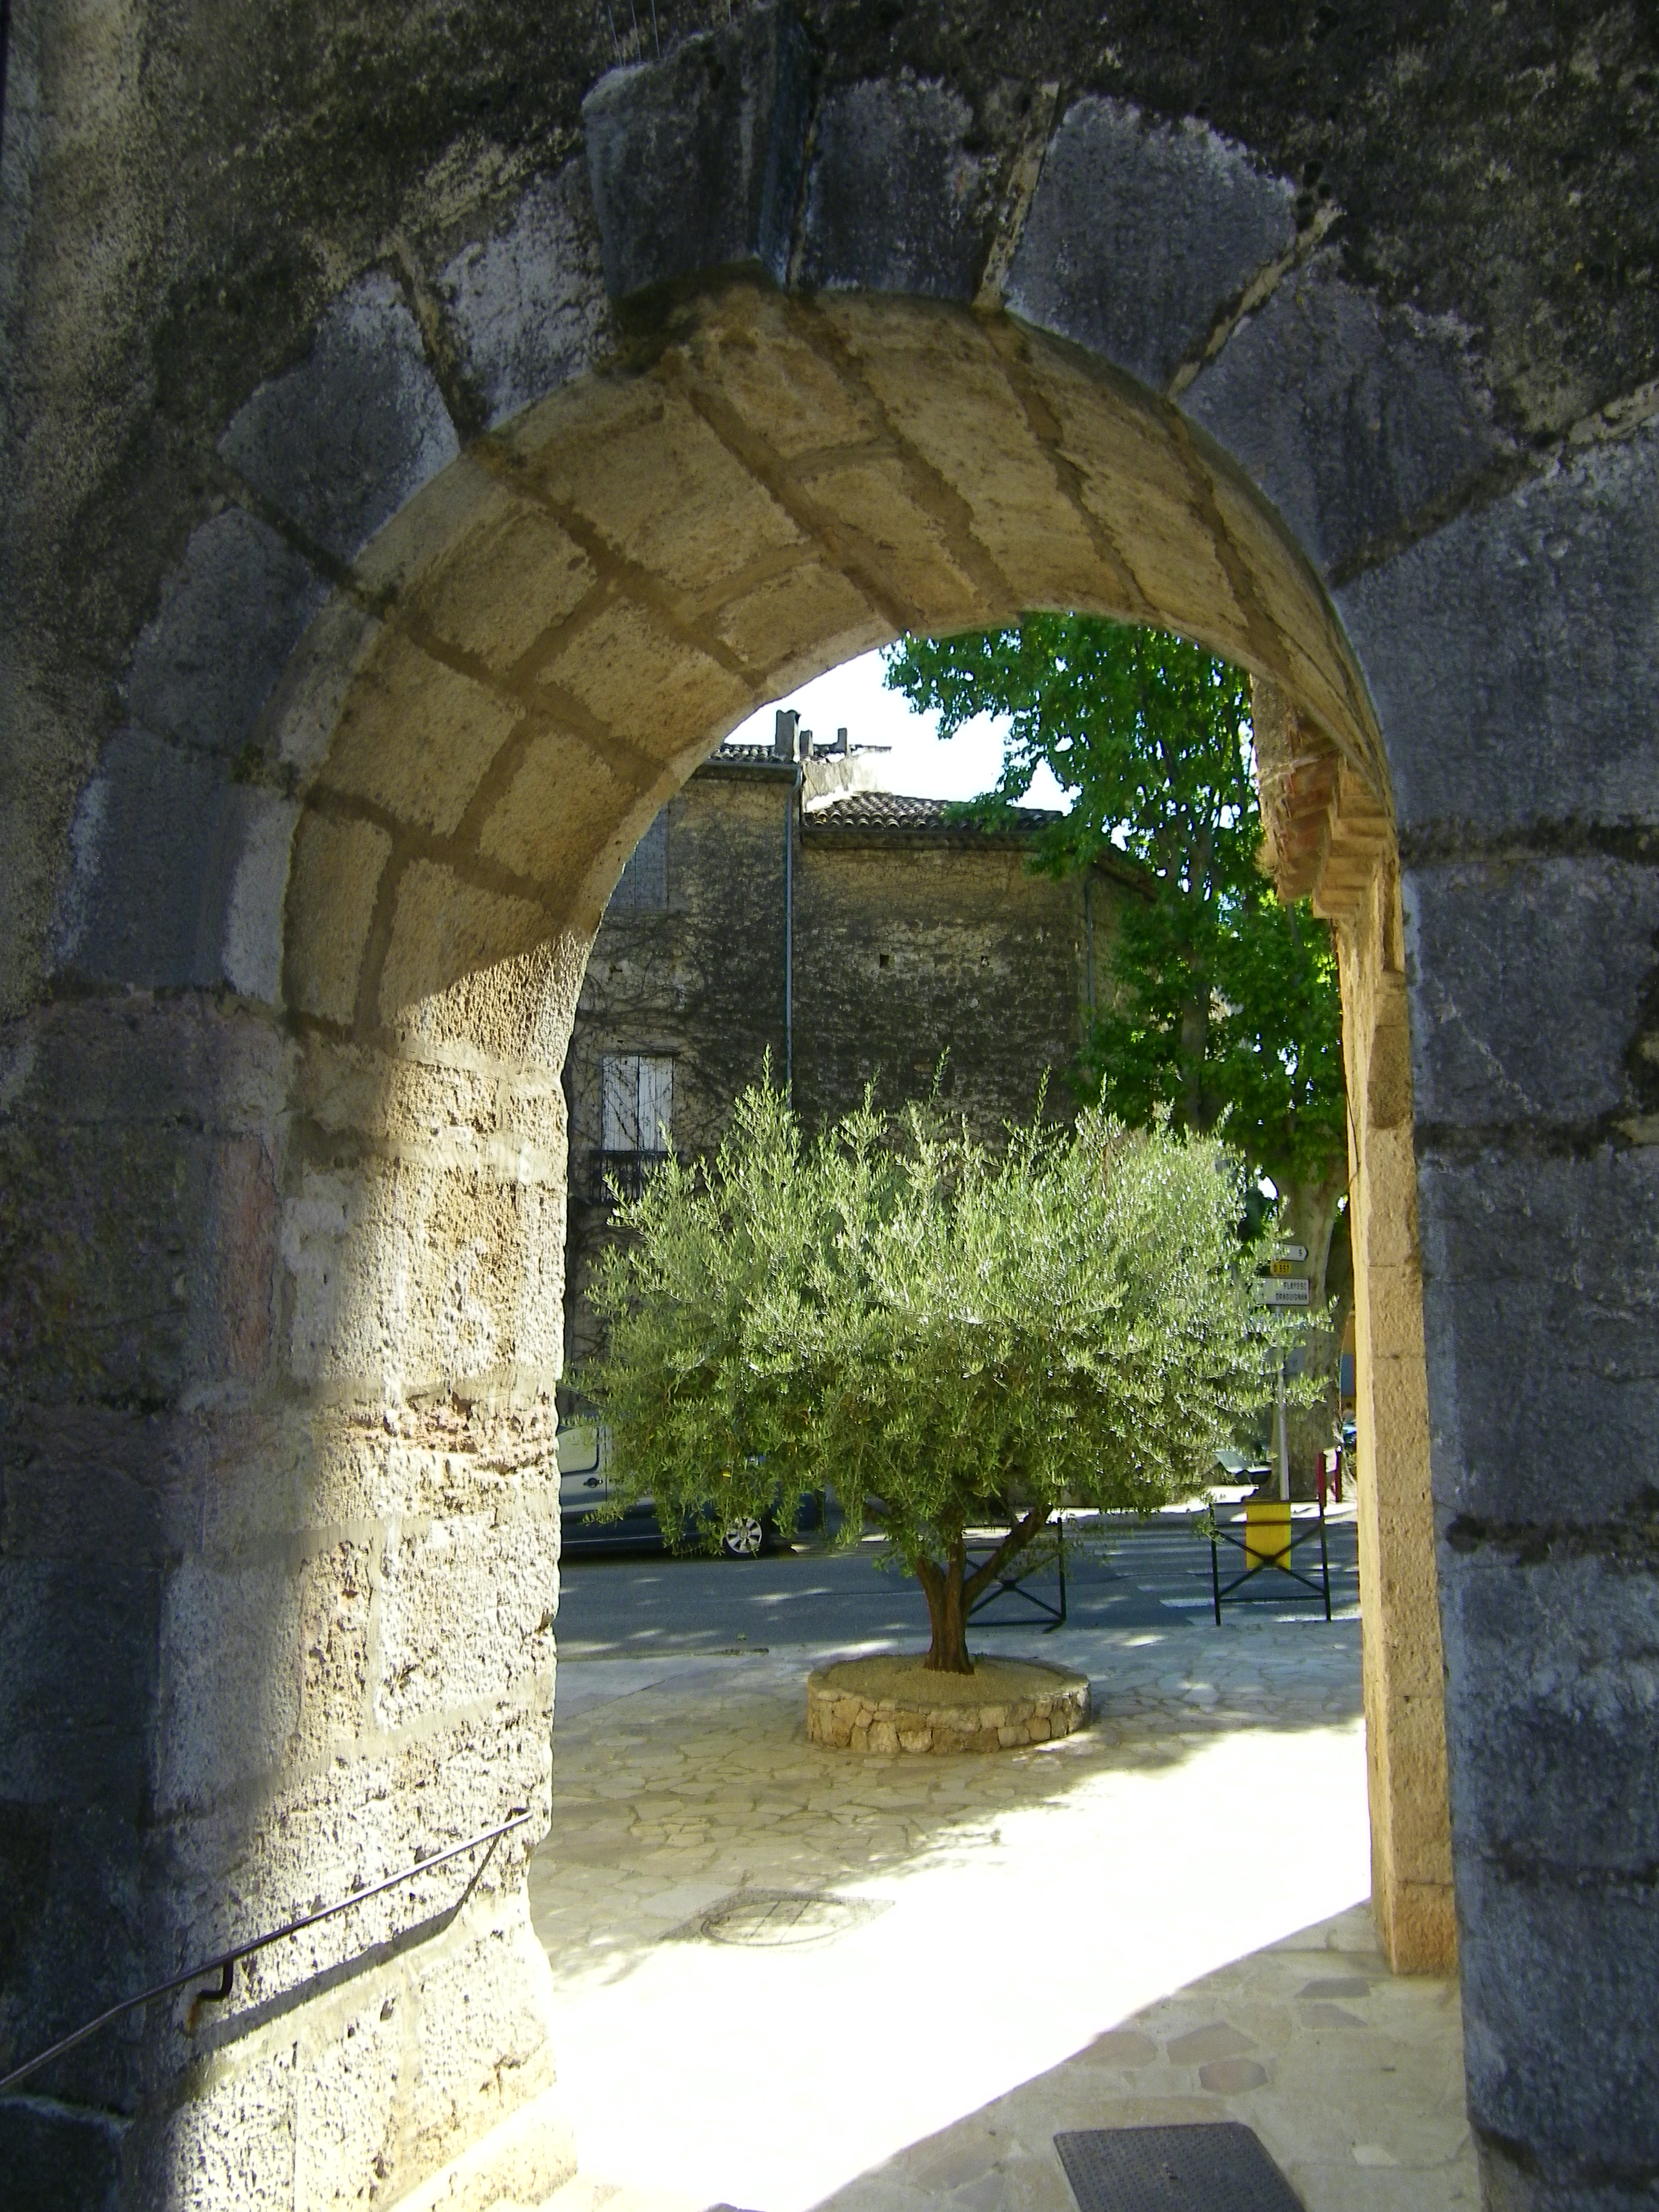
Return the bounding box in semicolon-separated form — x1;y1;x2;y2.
530;1619;1473;2212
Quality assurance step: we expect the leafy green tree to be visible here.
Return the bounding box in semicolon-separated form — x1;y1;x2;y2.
884;617;1349;1304
576;1079;1293;1672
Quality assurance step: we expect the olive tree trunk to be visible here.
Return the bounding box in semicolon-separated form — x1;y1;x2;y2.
915;1537;973;1672
912;1502;1057;1674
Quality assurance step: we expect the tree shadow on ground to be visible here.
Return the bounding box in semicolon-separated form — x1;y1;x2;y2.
532;1617;1364;1995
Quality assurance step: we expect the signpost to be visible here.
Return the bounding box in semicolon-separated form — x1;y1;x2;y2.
1255;1243;1315;1498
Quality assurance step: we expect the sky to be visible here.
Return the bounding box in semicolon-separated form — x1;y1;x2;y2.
726;645;1072;810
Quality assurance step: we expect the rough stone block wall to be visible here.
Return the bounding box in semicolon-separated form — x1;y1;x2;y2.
1336;432;1659;2206
1;974;575;2204
566;771;792;1167
563;768;791;1366
794;831;1122;1141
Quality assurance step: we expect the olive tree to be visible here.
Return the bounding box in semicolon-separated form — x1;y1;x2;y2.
576;1080;1292;1673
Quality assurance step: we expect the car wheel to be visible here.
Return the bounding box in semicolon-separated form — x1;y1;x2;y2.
721;1515;765;1558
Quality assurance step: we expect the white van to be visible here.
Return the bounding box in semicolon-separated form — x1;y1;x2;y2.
555;1416;770;1555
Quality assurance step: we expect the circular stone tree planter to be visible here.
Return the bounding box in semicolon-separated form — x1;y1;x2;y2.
806;1656;1090;1754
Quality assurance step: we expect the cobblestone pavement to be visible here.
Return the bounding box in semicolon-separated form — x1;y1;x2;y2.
531;1618;1473;2212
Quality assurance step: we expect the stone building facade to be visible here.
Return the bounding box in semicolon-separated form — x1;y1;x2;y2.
563;719;1136;1364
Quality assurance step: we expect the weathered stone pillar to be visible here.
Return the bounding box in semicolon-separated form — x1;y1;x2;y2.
1335;850;1456;1972
1254;688;1456;1977
1;954;581;2205
1338;426;1659;2208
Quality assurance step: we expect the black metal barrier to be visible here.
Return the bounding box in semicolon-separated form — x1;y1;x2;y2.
1209;1496;1332;1624
966;1518;1067;1631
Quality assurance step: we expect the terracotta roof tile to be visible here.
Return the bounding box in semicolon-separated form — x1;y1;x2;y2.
805;791;1061;833
711;739;779;760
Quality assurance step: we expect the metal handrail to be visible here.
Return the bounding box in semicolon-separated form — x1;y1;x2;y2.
0;1808;533;2097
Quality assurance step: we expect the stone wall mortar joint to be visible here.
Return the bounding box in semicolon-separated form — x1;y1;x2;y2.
1166;199;1342;401
1333;383;1659;593
387;231;488;448
206;456;364;609
1398;822;1659;869
1326;447;1541;591
973;80;1062;310
1415;1114;1658;1161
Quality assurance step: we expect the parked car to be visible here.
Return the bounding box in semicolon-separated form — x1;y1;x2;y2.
556;1416;818;1556
555;1415;664;1551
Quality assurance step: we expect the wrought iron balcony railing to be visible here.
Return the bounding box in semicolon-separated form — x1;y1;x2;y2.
589;1149;671;1204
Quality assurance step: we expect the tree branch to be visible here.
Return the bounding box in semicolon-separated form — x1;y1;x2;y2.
962;1498;1056;1606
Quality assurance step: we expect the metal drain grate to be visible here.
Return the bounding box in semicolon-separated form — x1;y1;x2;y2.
679;1890;885;1948
1055;2125;1304;2210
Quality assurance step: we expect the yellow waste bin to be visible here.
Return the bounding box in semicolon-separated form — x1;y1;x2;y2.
1244;1497;1292;1569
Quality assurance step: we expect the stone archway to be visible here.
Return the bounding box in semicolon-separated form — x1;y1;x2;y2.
253;280;1427;2210
4;14;1656;2211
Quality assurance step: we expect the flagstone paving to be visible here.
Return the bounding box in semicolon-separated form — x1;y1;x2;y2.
531;1618;1473;2212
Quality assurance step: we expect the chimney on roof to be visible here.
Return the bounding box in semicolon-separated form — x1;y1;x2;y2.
799;727;814;759
836;726;849;754
773;708;800;760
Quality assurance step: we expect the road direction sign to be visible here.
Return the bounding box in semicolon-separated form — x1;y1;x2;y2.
1253;1277;1311;1305
1272;1242;1308;1261
1267;1258;1306;1277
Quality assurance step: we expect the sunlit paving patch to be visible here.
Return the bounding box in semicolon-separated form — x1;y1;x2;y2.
529;1602;1470;2212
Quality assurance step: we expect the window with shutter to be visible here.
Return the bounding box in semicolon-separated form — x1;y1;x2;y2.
600;1055;673;1154
638;1056;673;1152
601;1056;640;1151
597;1053;674;1202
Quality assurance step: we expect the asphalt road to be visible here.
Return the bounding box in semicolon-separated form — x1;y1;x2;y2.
554;1509;1361;1658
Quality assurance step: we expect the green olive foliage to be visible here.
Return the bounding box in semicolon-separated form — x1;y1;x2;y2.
576;1079;1294;1656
